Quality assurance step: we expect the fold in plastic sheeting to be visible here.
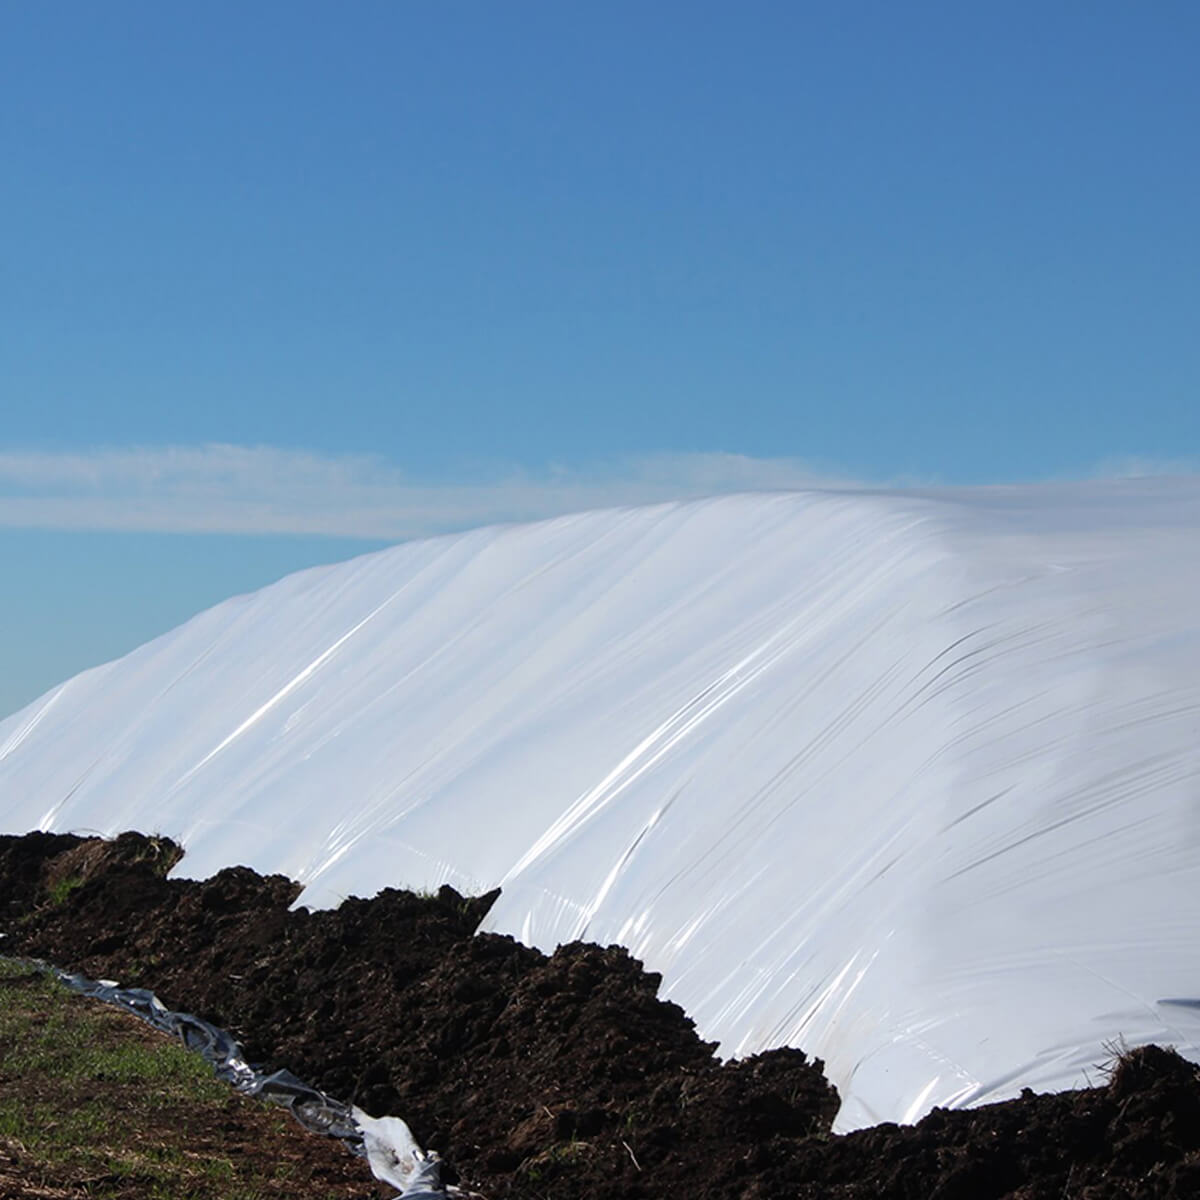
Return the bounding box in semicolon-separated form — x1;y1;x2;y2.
1;482;1199;1130
14;959;452;1200
353;1109;451;1200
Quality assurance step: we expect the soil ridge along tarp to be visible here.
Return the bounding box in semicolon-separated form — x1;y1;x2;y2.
2;831;1199;1199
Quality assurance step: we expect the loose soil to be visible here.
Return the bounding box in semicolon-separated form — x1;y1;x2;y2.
2;831;1198;1198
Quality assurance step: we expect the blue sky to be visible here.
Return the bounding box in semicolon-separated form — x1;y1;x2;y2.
2;1;1198;717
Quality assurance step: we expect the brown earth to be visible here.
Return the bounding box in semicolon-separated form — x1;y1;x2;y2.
1;831;1198;1198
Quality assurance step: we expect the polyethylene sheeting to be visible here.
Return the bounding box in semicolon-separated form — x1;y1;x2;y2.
1;482;1199;1130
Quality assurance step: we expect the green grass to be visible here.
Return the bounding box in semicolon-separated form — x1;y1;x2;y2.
44;874;85;907
0;982;228;1093
0;959;377;1198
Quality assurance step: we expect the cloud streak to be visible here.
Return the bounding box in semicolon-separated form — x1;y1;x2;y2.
0;445;856;539
6;444;1190;540
1089;455;1200;480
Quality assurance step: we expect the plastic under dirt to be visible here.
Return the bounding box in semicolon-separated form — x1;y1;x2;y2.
2;831;1198;1199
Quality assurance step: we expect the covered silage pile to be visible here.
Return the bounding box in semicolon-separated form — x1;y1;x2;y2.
1;480;1198;1131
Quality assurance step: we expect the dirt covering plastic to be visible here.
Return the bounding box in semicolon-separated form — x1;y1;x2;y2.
4;831;1200;1198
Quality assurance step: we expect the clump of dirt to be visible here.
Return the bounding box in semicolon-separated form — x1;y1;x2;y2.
0;830;85;922
41;829;183;903
2;831;1198;1199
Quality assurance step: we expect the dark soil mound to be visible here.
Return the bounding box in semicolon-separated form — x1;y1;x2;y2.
2;831;1198;1198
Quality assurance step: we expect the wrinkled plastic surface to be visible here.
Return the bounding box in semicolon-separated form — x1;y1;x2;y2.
17;958;447;1199
2;482;1199;1130
353;1108;448;1199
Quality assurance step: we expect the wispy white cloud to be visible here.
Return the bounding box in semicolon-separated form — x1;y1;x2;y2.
6;444;1188;539
0;445;856;539
1089;455;1200;480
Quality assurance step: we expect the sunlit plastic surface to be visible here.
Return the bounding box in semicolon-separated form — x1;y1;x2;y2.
2;482;1199;1130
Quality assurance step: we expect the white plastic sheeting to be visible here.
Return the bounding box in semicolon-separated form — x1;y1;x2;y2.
353;1109;450;1200
1;481;1199;1130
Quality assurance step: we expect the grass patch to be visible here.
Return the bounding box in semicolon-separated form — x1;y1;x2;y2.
0;960;382;1198
44;874;85;908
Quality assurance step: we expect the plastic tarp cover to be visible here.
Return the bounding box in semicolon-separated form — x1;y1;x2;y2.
353;1109;449;1200
1;481;1199;1130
